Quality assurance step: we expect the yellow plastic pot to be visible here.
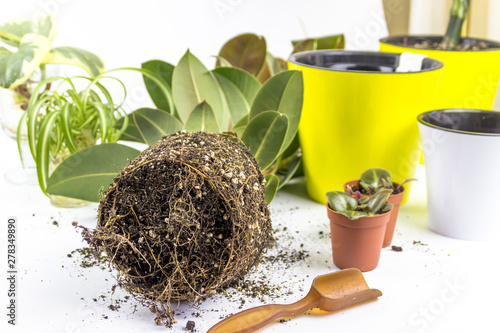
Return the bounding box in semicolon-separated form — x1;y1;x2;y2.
288;51;443;204
380;36;500;110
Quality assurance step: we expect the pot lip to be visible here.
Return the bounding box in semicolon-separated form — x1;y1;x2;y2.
417;109;500;137
287;50;443;74
325;203;392;229
379;35;500;52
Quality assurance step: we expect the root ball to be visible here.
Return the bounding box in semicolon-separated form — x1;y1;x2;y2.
84;131;272;313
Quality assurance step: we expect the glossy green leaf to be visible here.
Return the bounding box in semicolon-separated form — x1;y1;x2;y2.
359;168;393;194
46;143;141;202
172;50;228;129
256;52;277;83
339;211;370;220
241;111;288;170
0;15;56;46
119;108;183;145
213;67;261;126
0;33;51;89
277;154;301;190
326;191;358;213
264;174;279;204
250;70;303;155
141;60;175;112
43;46;104;77
217;33;267;76
184;101;220;132
365;189;393;214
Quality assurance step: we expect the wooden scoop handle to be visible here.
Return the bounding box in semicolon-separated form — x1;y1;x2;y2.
207;295;316;333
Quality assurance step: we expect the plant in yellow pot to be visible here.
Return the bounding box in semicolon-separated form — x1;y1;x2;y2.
380;0;500;110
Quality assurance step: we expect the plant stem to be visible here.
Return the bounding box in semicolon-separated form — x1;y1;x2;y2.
441;0;470;50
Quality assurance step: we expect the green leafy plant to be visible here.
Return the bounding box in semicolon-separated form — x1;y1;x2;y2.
46;50;304;204
441;0;470;50
326;189;393;220
0;15;104;107
345;168;417;196
17;74;129;193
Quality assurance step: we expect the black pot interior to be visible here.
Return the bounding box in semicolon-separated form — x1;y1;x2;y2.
380;36;500;50
419;110;500;134
289;52;442;73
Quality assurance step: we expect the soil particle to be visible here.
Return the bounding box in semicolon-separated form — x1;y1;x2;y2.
391;245;403;252
186;320;196;332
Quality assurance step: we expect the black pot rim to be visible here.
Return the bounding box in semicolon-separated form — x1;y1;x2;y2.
380;35;500;52
288;50;443;74
417;109;500;136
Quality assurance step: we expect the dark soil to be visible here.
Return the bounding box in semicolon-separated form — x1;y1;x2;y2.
82;131;273;327
399;37;491;51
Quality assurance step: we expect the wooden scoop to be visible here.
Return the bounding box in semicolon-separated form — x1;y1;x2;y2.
208;268;382;333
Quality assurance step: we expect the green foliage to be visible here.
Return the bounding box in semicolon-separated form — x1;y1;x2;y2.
0;15;104;89
291;34;345;54
18;74;128;193
46;143;140;202
45;35;308;203
326;189;393;220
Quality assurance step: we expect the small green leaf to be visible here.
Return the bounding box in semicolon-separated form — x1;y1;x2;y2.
264;174;279;204
213;55;232;68
43;46;104;77
250;70;303;155
241;111;288;170
141;60;175;111
119;108;183;145
184;101;220;132
365;189;393;214
217;33;267;76
35;109;61;193
326;191;358;213
46;143;141;202
339;211;369;220
360;168;393;193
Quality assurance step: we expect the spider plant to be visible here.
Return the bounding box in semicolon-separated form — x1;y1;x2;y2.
17;74;129;194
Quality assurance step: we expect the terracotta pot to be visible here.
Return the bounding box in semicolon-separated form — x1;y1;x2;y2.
326;203;390;272
344;180;404;248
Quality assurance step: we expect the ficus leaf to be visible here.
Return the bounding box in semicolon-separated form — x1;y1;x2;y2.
172;50;228;129
217;33;267;76
249;70;303;155
241;111;288;170
118;108;182;145
264;174;279;205
184;101;220;132
212;67;260;126
326;191;358;213
46;143;141;202
141;60;175;112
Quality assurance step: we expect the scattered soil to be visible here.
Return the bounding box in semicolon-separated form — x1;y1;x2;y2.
391;245;403;252
82;131;273;327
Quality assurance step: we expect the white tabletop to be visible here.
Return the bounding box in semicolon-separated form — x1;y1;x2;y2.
1;129;498;333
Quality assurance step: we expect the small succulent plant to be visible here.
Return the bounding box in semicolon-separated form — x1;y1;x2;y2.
346;168;417;196
326;189;394;220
